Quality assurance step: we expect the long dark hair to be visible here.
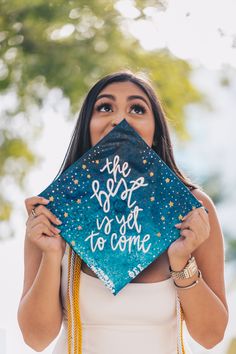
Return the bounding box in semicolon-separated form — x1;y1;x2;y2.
54;70;201;191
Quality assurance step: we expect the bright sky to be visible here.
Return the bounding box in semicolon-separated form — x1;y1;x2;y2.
115;0;236;69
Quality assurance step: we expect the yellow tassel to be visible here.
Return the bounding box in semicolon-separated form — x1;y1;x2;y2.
180;305;186;354
67;247;82;354
73;252;82;354
67;246;73;354
177;297;186;354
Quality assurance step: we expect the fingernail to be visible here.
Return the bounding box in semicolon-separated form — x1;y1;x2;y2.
56;218;62;224
43;198;50;203
55;228;61;233
175;223;181;227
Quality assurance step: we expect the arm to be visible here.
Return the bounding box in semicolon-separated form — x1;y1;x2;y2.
167;189;228;349
17;197;65;352
17;234;63;352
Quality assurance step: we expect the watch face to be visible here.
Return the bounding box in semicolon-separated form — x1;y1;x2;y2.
37;118;203;295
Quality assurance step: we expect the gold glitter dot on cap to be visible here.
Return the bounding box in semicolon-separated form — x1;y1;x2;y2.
71;240;76;246
82;164;86;169
161;216;165;221
156;232;161;237
78;225;82;230
169;201;174;207
76;199;81;204
95;160;99;164
150;196;155;202
73;179;79;184
149;171;154;177
165;178;170;183
64;212;68;217
178;214;183;220
87;174;91;179
143;159;147;164
49;196;54;202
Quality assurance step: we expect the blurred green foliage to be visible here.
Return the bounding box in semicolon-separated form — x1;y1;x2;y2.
0;0;203;234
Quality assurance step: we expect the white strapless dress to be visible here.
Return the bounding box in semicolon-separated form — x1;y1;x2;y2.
52;244;193;354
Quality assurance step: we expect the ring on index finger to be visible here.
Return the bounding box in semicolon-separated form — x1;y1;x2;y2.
31;208;37;218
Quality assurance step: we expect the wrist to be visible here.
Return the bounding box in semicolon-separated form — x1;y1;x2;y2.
168;254;201;289
173;270;200;288
168;253;191;272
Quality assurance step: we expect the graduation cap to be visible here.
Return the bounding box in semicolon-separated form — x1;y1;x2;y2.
37;118;203;295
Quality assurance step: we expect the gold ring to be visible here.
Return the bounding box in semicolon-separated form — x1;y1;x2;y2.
31;208;37;217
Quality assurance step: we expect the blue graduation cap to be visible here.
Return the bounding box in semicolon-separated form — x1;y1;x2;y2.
37;118;203;295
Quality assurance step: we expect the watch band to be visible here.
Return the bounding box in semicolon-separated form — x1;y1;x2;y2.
173;269;202;289
169;256;198;279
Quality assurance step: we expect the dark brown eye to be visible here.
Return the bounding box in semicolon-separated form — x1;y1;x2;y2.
130;104;146;115
95;103;112;112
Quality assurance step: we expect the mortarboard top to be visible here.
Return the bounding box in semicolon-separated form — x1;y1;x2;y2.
37;118;203;295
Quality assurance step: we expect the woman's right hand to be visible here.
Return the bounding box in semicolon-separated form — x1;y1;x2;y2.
24;196;66;257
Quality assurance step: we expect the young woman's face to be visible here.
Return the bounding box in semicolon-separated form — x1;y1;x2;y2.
89;81;155;147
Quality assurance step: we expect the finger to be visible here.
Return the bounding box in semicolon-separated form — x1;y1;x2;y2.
180;228;194;238
180;228;200;249
30;216;61;235
180;226;194;236
200;205;209;216
180;221;193;230
24;196;50;215
31;204;62;226
174;223;182;228
179;230;196;251
182;210;194;221
182;206;205;224
29;223;56;240
197;199;209;214
182;202;206;221
197;207;209;223
175;217;193;228
175;221;188;229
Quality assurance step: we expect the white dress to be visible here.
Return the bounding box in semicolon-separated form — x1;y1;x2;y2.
52;244;193;354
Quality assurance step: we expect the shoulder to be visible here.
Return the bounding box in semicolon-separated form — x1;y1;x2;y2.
190;188;223;236
190;187;223;253
191;187;215;211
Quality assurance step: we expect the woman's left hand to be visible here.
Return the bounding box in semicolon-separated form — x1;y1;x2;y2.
167;200;210;262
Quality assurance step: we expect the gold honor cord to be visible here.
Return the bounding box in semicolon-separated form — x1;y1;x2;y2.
67;246;72;354
177;296;186;354
66;247;185;354
67;247;83;354
73;253;82;353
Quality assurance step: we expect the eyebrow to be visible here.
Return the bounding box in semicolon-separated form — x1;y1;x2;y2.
95;94;151;109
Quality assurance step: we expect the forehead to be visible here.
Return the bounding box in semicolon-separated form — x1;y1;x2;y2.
98;81;149;100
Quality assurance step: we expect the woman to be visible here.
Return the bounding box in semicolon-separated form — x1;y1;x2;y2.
17;70;228;354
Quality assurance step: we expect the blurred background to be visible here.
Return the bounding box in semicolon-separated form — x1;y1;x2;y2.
0;0;236;353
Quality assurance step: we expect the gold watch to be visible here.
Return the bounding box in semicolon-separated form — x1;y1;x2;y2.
169;256;198;279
